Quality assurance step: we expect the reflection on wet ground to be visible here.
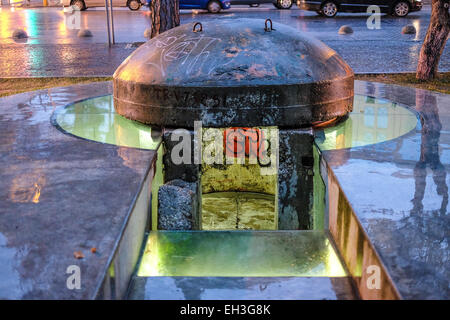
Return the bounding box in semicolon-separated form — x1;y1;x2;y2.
320;81;450;299
413;90;448;215
0;82;157;299
0;6;435;44
128;276;358;300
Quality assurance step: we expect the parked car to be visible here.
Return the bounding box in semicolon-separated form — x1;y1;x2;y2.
64;0;144;11
297;0;422;17
231;0;294;10
146;0;231;13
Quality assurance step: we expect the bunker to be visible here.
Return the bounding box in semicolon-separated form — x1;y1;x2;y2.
113;18;354;128
112;18;355;231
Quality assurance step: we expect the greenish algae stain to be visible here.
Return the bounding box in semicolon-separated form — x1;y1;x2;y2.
152;145;164;230
312;145;325;230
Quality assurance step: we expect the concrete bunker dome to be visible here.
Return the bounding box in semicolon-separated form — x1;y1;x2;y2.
113;18;354;128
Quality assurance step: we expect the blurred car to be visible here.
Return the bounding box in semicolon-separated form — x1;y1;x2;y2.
297;0;422;17
64;0;145;11
146;0;231;13
231;0;294;9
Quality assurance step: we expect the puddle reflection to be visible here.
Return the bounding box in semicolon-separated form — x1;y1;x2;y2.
412;90;448;214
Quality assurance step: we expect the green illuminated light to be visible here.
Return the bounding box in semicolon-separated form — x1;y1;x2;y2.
315;95;418;151
137;231;347;277
54;95;160;150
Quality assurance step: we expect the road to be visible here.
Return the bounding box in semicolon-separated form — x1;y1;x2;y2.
0;4;448;76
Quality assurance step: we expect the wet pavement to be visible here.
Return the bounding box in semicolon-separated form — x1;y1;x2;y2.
0;43;138;77
319;81;450;299
0;5;449;76
0;82;158;299
0;79;448;299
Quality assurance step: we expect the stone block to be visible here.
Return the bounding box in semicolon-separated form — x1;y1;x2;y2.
158;179;199;230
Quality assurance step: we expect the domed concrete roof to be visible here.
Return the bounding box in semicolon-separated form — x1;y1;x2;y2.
113;18;354;128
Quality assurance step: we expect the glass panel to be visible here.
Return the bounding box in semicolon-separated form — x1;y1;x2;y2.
54;95;161;150
137;231;347;277
315;95;417;151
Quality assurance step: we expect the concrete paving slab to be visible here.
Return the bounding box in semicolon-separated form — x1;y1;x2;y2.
0;82;157;299
317;81;450;299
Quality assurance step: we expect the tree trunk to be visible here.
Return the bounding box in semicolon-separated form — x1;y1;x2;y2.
416;0;450;80
150;0;180;39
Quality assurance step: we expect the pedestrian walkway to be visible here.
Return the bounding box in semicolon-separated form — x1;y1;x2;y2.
0;43;140;77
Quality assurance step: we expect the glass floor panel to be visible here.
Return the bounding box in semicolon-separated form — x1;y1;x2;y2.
315;95;417;151
137;231;347;277
52;94;416;151
52;95;161;150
